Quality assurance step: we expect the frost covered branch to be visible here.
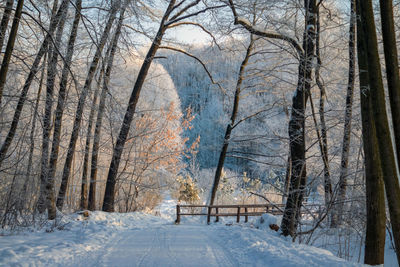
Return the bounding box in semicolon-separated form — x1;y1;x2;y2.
167;22;221;49
227;0;304;57
159;45;225;93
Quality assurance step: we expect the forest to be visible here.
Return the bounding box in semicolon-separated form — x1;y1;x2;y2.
0;0;400;266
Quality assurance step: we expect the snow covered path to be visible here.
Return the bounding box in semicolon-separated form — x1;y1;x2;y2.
97;225;235;267
0;211;367;267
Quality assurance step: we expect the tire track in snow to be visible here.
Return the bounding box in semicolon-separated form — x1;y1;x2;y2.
136;227;159;267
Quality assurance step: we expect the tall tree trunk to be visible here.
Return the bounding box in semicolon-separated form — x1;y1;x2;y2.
380;1;400;168
36;0;66;214
280;0;316;238
88;4;126;211
209;36;254;206
0;0;70;167
19;56;46;212
358;0;400;264
282;154;291;203
355;0;386;264
56;1;120;210
0;0;14;51
313;6;332;212
80;68;103;210
0;0;23;104
335;0;356;227
102;0;176;212
40;4;68;220
47;0;82;212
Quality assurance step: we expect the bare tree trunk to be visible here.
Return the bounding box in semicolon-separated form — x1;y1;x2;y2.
0;0;23;104
42;5;68;220
358;0;400;264
80;68;102;210
0;0;14;51
37;0;68;215
47;0;82;212
334;0;356;227
355;1;386;264
281;0;316;238
19;56;46;212
88;4;126;211
282;154;291;203
313;7;333;212
380;0;400;169
56;1;120;210
102;0;177;212
209;36;254;206
0;0;70;167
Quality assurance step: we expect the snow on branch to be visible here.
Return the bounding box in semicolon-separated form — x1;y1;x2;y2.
168;0;201;22
158;46;225;93
165;4;227;26
167;22;221;49
227;0;304;57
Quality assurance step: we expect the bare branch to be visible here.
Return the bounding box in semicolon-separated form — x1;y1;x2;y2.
167;21;221;49
159;45;225;93
227;0;303;57
249;192;284;213
166;4;227;26
169;0;200;22
232;104;277;130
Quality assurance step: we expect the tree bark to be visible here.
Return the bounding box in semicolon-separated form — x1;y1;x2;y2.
335;0;356;227
56;1;120;210
280;0;316;238
0;0;23;104
355;0;386;264
80;68;103;210
380;0;400;169
0;0;14;51
42;2;68;220
209;36;254;206
314;6;332;213
102;0;177;212
19;55;46;212
358;0;400;264
0;0;70;167
88;4;126;211
46;0;82;213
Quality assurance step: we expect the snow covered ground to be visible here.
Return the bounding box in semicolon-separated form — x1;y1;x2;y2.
0;199;383;266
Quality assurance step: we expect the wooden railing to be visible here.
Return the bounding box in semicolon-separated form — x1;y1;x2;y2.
175;204;286;224
175;203;323;224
